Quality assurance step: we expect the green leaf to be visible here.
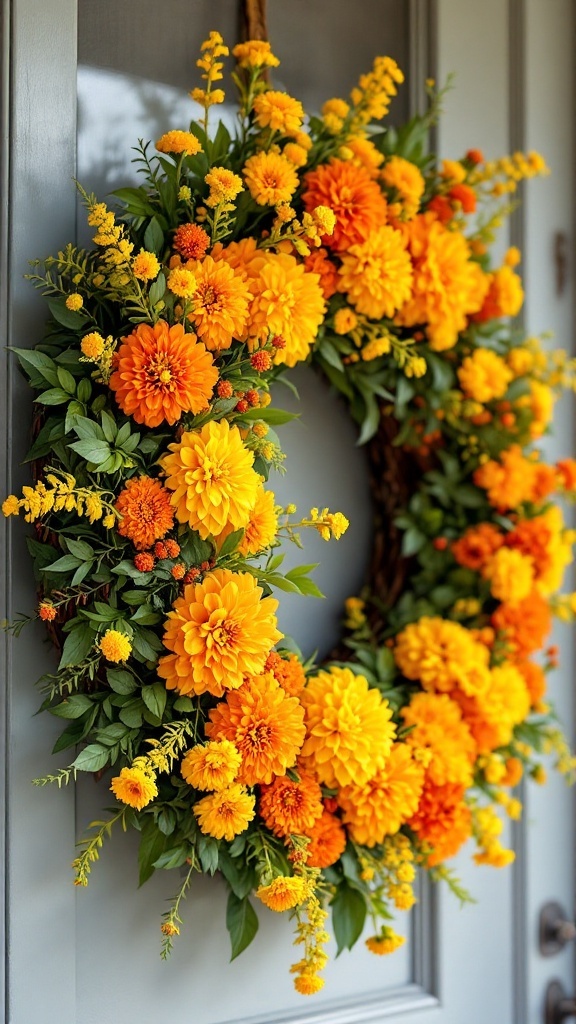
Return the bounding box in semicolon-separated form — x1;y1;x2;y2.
66;538;95;560
173;696;194;712
197;835;219;875
107;668;138;694
36;387;71;406
50;694;95;719
144;217;165;255
68;438;112;464
153;845;190;870
130;604;161;625
237;408;299;425
138;821;168;886
46;553;83;573
73;416;105;440
72;743;110;773
56;367;77;394
292;576;324;598
218;850;254;900
226;892;259;961
58;625;95;668
217;528;244;558
100;409;117;443
141;683;167;720
402;528;426;557
148;272;166;307
112;187;159;217
331;884;367;955
47;296;90;330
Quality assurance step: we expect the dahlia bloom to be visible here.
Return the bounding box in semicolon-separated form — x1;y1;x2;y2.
256;875;309;912
304;809;347;869
337;225;413;320
394;616;490;698
338;743;425;846
186;255;251;350
181;740;242;791
302;158;388;251
193;784;255;841
259;766;323;837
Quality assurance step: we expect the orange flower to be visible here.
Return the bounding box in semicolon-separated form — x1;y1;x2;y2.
394;616;490;698
475;265;524;321
455;663;530;753
302;159;388;251
243;151;299;206
304;810;347;868
556;458;576;491
401;692;476;788
237;483;278;556
186;255;251;351
449;182;477;213
256;875;308;912
173;223;210;260
245;252;326;367
338;744;425;846
452;523;504;571
193;784;255;841
259;764;323;836
506;515;554;582
337;225;413;320
206;673;306;785
115;476;175;550
530;462;557;502
109;320;217;428
161;420;260;540
158;569;282;697
303;248;339;299
181;739;242;791
409;780;472;866
265;651;306;697
516;659;547;706
491;589;551;658
380;156;425;219
473;445;537;511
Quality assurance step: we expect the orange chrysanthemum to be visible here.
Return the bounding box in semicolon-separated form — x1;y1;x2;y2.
161;420;260;540
245;252;326;367
193;784;255;841
303;248;339;299
491;589;552;658
173;223;210;261
255;875;308;912
506;515;555;582
300;666;396;788
401;692;477;788
302;159;388;251
304;810;347;869
206;673;306;786
475;265;524;321
237;483;278;556
243;151;299;206
259;764;323;837
516;659;547;707
337;225;413;320
409;780;472;866
109;320;217;428
455;663;530;753
265;651;306;697
473;445;538;511
110;767;158;810
452;523;504;571
395;212;489;351
380;155;425;219
556;458;576;491
181;739;242;791
186;255;251;350
158;569;282;697
338;744;425;846
115;475;175;551
394;616;490;698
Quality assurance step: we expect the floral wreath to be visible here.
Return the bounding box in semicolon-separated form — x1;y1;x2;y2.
4;31;576;997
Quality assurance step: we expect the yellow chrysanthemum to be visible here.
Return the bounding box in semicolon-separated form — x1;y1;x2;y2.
65;292;83;311
245;251;326;367
523;379;555;439
457;348;513;403
394;616;490;697
381;156;425;218
193;784;255;841
365;927;406;956
401;692;477;788
161;420;260;540
283;142;309;168
156;130;202;157
158;569;282;697
167;267;197;298
98;629;132;663
232;40;280;69
110;766;158;810
473;445;538;511
237;484;278;556
300;666;396;788
339;743;425;846
206;673;306;785
333;308;358;334
337;225;413;320
259;764;323;837
204;167;244;208
181;740;242;791
456;663;531;753
81;332;105;359
293;973;325;996
256;875;309;912
482;546;535;605
132;249;161;281
186;255;251;350
2;495;20;516
243;151;299;207
253;91;304;135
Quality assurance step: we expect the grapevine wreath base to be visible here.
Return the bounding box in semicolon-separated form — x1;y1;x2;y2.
4;31;576;996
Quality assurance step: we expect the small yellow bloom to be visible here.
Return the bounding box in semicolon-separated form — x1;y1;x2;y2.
132;249;160;281
65;293;83;311
167;267;197;299
2;495;20;517
98;629;132;663
181;740;242;792
156;130;202;157
80;332;105;360
232;40;280;69
205;167;244;208
256;875;309;912
333;308;358;335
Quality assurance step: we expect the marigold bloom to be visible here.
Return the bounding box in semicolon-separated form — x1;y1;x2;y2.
110;766;158;810
172;223;210;261
452;523;504;571
339;744;425;846
185;255;251;351
302;159;388;251
156;130;202;157
206;673;305;785
483;546;534;605
134;552;155;572
476;265;524;321
303;248;339;299
449;183;477;213
256;875;308;912
181;740;242;791
344;136;384;178
396;212;489;351
204;167;244;208
409;780;472;866
110;320;217;428
457;348;513;403
132;249;160;281
244;252;326;367
299;810;345;869
158;569;282;697
333;307;358;334
114;476;175;551
300;666;396;788
265;651;306;697
81;332;105;359
293;974;325;996
394;616;490;697
65;292;83;311
98;629;132;663
232;39;280;69
473;445;537;511
283;142;308;168
243;151;299;206
338;225;413;320
365;928;406;956
455;662;530;752
381;156;425;219
491;588;552;657
253;91;304;134
167;267;197;298
161;420;260;540
556;458;576;491
193;784;255;841
401;692;477;788
259;766;323;837
236;483;278;556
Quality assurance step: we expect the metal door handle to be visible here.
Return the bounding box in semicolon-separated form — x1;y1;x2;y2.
545;980;576;1023
540;902;576;956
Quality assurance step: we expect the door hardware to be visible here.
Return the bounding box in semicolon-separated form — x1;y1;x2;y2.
540;902;576;956
545;980;576;1023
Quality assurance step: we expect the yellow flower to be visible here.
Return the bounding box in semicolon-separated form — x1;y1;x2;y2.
204;167;244;208
194;784;255;841
132;249;161;281
381;156;425;218
237;483;278;556
187;255;251;351
98;629;132;663
253;91;304;135
441;158;466;184
293;974;325;996
167;267;197;299
365;927;406;956
110;766;158;810
338;226;413;320
158;568;282;698
362;335;392;361
80;332;105;359
232;40;280;69
307;507;349;541
301;666;396;788
333;308;358;334
65;293;83;311
401;692;476;788
2;495;20;516
394;616;490;697
181;740;242;791
244;251;326;367
283;142;308;168
243;151;299;207
322;97;350;119
156;130;202;157
338;743;425;846
457;348;513;403
161;420;260;540
256;875;309;912
482;547;534;605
